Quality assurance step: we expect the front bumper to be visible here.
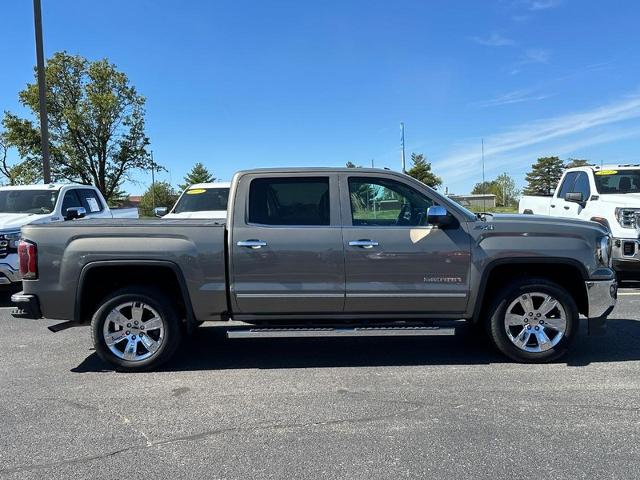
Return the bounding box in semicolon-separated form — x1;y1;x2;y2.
612;238;640;279
11;292;42;319
0;256;22;284
585;279;617;335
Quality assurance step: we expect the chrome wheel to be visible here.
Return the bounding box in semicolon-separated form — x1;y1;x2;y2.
504;292;567;353
102;301;165;362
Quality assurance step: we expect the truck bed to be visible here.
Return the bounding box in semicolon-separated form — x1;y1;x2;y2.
20;219;228;321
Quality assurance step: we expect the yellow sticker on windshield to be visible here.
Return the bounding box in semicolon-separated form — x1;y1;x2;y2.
595;170;618;175
186;189;206;194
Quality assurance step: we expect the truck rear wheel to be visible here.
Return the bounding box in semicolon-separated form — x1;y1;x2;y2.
486;278;578;363
91;287;182;372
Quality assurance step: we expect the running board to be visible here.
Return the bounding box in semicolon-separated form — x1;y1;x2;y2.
227;325;458;339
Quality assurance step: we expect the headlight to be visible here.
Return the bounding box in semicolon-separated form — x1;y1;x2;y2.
596;235;611;267
615;207;640;229
1;231;21;250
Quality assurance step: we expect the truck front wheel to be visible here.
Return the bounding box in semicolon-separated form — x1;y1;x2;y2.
91;287;183;372
487;278;578;363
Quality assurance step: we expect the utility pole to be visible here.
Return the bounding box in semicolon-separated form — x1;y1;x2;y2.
400;122;406;173
150;151;156;210
33;0;51;183
481;138;486;212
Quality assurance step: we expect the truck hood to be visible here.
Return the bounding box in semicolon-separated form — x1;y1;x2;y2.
486;213;608;235
164;211;227;220
0;213;49;231
597;193;640;208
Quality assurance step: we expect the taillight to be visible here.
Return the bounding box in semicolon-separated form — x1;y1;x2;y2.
18;240;37;279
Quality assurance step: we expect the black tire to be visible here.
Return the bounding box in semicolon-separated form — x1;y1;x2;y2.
91;286;183;372
486;277;578;363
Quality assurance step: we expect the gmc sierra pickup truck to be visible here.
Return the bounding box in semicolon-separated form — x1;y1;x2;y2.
12;168;617;371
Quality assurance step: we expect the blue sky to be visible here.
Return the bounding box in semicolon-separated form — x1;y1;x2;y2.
2;0;640;195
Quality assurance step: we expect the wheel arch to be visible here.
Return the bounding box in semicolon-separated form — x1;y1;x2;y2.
75;260;195;325
472;258;589;323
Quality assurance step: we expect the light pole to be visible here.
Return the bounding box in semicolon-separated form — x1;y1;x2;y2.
33;0;51;183
150;151;156;210
400;122;406;173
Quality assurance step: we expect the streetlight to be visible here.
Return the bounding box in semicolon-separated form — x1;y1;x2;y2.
33;0;51;183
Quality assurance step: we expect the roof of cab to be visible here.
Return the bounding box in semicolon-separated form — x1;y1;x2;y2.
186;182;231;189
0;183;87;191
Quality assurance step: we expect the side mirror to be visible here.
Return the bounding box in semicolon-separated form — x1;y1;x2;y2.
65;207;86;220
427;205;451;227
154;207;168;217
565;192;585;204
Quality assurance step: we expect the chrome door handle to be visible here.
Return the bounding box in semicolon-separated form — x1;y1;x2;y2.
564;206;570;210
349;239;379;249
237;240;267;249
550;204;556;208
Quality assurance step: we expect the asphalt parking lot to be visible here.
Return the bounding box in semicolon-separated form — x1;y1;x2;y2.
1;288;639;480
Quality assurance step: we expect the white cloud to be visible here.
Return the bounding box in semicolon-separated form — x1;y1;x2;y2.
472;89;552;108
434;94;640;188
527;0;562;11
470;32;516;47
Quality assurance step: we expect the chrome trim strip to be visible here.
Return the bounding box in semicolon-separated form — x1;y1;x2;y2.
236;293;344;298
347;293;467;298
228;326;456;339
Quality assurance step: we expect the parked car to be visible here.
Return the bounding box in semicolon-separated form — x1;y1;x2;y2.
519;164;640;280
154;182;230;220
0;183;137;285
12;168;616;371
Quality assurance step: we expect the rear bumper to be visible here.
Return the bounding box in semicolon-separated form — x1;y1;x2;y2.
11;292;42;319
585;279;617;335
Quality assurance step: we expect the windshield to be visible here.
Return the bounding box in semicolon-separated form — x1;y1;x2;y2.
173;187;230;214
0;190;59;214
593;169;640;194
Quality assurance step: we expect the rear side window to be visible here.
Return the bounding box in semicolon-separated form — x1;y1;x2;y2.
557;172;578;199
76;189;104;213
248;177;330;225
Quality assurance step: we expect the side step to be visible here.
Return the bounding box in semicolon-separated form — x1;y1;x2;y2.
227;324;459;339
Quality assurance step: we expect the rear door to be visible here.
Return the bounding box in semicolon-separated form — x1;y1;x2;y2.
340;173;471;314
230;173;344;314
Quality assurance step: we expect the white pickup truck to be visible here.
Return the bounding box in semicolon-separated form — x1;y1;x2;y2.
155;182;230;220
0;183;138;284
520;164;640;280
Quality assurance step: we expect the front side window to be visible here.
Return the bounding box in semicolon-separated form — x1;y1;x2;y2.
557;172;578;199
248;177;330;226
174;187;229;213
348;177;433;226
572;172;591;199
0;190;58;214
61;191;82;215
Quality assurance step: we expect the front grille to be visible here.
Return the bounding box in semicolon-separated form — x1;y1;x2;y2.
619;209;640;228
0;239;8;259
623;241;637;256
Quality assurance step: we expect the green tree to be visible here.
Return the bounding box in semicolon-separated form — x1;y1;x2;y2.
471;180;498;196
179;162;215;190
406;153;442;189
138;181;178;217
565;158;592;168
524;156;564;196
346;161;357;168
2;51;154;201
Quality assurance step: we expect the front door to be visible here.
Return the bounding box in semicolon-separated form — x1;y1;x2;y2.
231;174;344;314
341;174;471;313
